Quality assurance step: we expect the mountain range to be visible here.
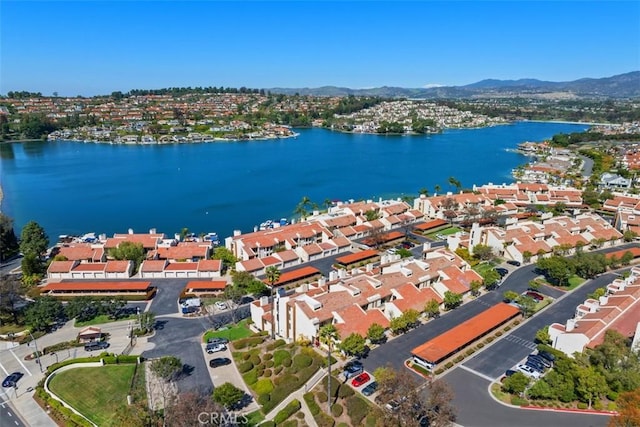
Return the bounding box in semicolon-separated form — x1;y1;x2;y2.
268;71;640;99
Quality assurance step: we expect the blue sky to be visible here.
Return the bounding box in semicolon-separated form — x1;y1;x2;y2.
1;1;639;96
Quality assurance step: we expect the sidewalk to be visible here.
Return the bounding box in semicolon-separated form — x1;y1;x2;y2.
262;367;327;427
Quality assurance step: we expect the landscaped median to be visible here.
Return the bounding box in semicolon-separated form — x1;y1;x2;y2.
35;353;143;427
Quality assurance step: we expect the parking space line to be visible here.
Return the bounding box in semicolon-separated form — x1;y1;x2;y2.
0;360;9;376
9;350;31;377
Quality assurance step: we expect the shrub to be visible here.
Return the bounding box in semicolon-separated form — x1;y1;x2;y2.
434;368;444;375
511;396;528;406
316;391;328;403
254;379;274;395
296;411;305;419
273;350;290;367
322;376;340;398
304;392;320;416
273;399;301;424
331;403;344;417
274;365;283;375
234;336;265;350
293;354;312;369
504;326;511;332
238;361;253;373
338;384;354;398
513;320;520;326
263;353;273;360
264;369;272;378
454;355;464;363
577;402;588;410
606;390;618;401
250;355;262;366
242;352;252;361
267;339;286;351
365;414;377;427
465;349;475;356
593;401;603;411
495;331;503;337
607;402;617;411
260;422;275;427
477;342;485;348
486;337;494;343
283;357;292;368
345;396;369;425
314;412;335;427
265;360;274;368
445;362;454;369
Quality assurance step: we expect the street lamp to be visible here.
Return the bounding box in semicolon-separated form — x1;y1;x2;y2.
29;331;43;373
51;352;58;364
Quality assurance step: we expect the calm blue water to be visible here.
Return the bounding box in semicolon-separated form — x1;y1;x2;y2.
0;122;588;240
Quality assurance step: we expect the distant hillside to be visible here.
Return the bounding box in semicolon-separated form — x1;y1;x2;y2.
268;71;640;99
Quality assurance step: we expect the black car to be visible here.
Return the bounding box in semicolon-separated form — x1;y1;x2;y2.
538;351;556;363
362;381;378;396
209;357;231;368
2;372;23;388
525;359;545;372
528;354;552;368
84;341;110;351
504;369;517;377
507;260;521;267
495;268;508;277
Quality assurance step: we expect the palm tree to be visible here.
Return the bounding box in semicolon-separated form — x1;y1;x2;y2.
434;184;441;194
448;176;462;192
418;188;430;197
294;196;313;220
265;266;281;339
318;323;338;412
323;198;333;211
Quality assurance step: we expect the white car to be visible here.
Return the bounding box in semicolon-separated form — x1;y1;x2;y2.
206;343;227;354
215;301;228;310
515;364;541;379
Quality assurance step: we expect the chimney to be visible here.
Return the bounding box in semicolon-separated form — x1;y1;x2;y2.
566;318;576;332
318;277;326;287
233;230;241;237
254;226;258;232
329;271;337;281
99;233;106;241
338;269;346;279
260;296;269;307
128;228;134;234
175;233;181;241
366;263;373;272
149;228;156;234
599;295;609;306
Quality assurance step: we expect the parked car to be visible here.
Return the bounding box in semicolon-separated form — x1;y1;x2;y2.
207;337;229;345
507;260;521;267
528;354;552;368
525;291;544;301
504;369;517;377
515;364;541;379
84;341;109;351
351;372;371;387
343;361;364;379
495;268;509;277
538;351;556;363
362;381;378;396
2;372;23;388
524;359;546;372
215;301;228;310
206;343;227;354
209;357;231;368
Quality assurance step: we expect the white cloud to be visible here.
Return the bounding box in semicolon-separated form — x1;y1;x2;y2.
423;83;445;88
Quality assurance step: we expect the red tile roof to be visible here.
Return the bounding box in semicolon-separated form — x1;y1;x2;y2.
48;261;76;273
140;260;167;272
197;259;222;271
336;250;380;265
268;266;321;286
412;303;520;363
43;281;152;292
414;219;448;231
186;281;228;291
165;262;198;271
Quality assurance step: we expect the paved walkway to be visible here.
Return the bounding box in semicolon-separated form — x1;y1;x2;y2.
262;367;328;427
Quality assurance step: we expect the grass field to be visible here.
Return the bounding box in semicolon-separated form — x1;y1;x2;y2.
203;319;252;342
75;314;137;327
567;275;586;290
49;365;136;426
426;226;461;240
473;262;497;276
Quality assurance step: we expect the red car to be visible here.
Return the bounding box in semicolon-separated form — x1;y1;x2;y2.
525;291;544;301
351;372;370;387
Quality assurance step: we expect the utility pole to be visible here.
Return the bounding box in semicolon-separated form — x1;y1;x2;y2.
327;341;332;413
29;331;43;373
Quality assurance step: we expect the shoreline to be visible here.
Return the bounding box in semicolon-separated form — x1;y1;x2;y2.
523;119;609;126
46;132;300;145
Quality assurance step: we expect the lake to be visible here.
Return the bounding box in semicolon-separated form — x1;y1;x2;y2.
0;122;588;240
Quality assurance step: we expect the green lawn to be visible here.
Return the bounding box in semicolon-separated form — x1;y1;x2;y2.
75;314;137;327
566;275;586;290
473;262;497;276
203;319;252;342
244;409;265;426
532;298;552;314
49;365;136;426
426;226;461;239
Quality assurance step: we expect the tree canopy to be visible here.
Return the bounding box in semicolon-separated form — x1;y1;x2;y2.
19;220;49;258
0;213;19;262
212;382;245;409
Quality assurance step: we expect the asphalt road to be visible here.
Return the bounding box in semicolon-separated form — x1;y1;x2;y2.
462;270;622;379
444;368;609;427
0;395;26;427
580;155;594;177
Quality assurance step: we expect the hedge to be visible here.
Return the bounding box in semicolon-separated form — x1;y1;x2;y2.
259;421;275;427
454;355;464;363
250;354;262;366
265;360;274;368
304;392;320;416
338;384;354;398
314;412;335;427
274;350;290;367
239;361;254;373
444;362;454;369
258;393;271;405
254;378;274;395
233;336;265;349
511;396;528;406
577;402;588;410
267;339;286;351
264;369;272;378
243;370;259;385
293;354;312;369
316;391;327;403
103;355;139;365
263;353;273;360
273;399;301;424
